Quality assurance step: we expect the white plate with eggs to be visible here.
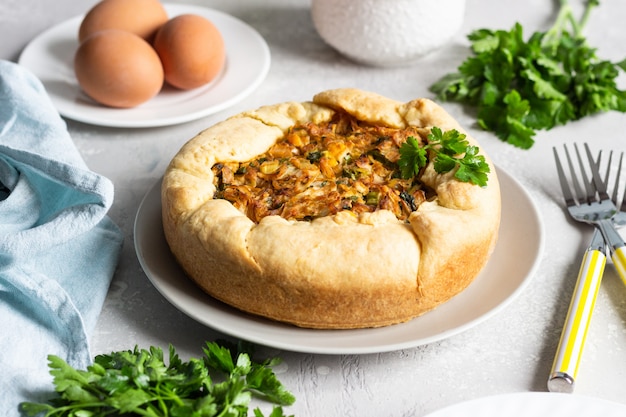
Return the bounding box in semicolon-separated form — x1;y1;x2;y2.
18;3;271;128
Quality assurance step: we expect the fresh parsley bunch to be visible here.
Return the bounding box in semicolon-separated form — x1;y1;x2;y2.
398;126;490;186
430;0;626;149
20;341;295;417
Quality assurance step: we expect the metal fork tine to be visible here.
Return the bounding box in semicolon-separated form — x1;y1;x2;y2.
610;151;620;205
594;149;624;210
564;145;586;204
553;147;575;205
616;153;626;212
574;143;596;201
593;152;609;204
601;151;612;192
584;143;609;198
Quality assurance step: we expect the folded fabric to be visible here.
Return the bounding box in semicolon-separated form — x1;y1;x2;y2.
0;60;123;415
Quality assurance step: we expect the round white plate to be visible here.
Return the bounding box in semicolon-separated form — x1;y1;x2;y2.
18;4;270;128
134;167;544;354
423;392;626;417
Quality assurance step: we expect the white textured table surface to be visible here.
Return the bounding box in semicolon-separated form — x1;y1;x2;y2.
3;0;626;415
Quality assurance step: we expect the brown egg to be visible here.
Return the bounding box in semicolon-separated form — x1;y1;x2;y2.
78;0;168;43
74;30;164;108
153;14;226;90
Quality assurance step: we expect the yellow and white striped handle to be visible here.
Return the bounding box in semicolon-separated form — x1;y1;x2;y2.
611;245;626;286
597;219;626;285
548;230;606;393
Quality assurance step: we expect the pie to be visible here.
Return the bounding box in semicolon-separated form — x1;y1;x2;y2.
161;88;501;329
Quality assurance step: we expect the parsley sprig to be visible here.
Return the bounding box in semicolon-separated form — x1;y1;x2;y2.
20;341;295;417
430;0;626;149
398;126;490;186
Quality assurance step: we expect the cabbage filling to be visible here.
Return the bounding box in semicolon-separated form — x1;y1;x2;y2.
212;112;434;223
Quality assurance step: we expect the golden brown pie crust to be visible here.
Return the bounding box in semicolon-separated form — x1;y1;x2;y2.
161;88;501;329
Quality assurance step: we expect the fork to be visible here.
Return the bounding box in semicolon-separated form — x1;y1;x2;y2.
584;145;626;280
603;152;626;282
590;151;626;283
548;143;626;393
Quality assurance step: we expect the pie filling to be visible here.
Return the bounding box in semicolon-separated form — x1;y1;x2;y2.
212;112;435;223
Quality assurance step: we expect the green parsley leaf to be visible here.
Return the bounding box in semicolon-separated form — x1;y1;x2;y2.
204;341;236;374
247;361;296;406
398;136;427;179
430;0;626;149
398;127;491;187
19;341;295;417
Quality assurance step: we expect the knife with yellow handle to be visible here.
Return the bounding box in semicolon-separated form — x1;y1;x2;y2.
548;228;606;393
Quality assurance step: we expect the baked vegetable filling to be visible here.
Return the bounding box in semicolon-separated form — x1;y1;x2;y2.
212;112;433;223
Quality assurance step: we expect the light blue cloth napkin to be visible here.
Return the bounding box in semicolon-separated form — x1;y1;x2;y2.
0;60;123;415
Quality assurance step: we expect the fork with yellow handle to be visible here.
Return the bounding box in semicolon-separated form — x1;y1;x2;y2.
547;228;606;393
549;144;626;393
602;152;626;284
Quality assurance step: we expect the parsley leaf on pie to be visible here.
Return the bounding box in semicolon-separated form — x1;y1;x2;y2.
398;127;490;187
